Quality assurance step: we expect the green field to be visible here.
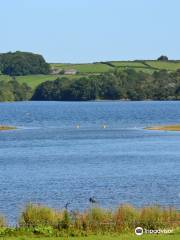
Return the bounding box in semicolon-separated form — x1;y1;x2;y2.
0;75;11;81
110;61;146;68
51;60;180;73
51;62;113;73
1;60;180;89
145;61;180;71
2;234;180;240
0;74;82;89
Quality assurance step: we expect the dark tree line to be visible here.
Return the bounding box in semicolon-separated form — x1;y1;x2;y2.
0;51;50;76
32;69;180;101
1;68;180;102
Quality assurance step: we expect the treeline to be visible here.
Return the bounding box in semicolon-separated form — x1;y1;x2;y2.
1;68;180;101
0;80;32;101
0;51;50;76
32;69;180;101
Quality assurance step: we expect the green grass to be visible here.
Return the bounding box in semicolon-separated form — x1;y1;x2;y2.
110;61;147;68
52;60;180;75
2;234;180;240
0;74;83;89
145;61;180;71
0;75;11;81
51;63;113;73
16;75;58;88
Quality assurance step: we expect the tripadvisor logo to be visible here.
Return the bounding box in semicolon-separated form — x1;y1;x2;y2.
135;227;173;235
135;227;143;236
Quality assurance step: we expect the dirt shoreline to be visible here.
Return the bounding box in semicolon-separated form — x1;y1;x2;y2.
145;125;180;131
0;126;16;131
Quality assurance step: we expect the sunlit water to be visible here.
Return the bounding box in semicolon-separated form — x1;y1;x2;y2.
0;101;180;224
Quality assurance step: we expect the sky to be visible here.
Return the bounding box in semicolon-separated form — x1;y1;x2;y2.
1;0;180;63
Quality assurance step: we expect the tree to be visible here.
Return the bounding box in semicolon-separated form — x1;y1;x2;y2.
0;80;32;101
31;69;180;101
157;55;168;61
0;51;50;76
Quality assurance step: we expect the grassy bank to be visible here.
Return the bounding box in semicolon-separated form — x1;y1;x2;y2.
145;125;180;131
0;204;180;238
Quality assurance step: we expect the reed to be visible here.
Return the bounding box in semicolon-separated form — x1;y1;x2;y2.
0;215;6;227
0;203;176;237
113;204;139;232
19;203;63;228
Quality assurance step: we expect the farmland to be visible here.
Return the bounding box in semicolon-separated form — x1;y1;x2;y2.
1;60;180;89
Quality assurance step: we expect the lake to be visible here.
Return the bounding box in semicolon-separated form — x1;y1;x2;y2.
0;101;180;224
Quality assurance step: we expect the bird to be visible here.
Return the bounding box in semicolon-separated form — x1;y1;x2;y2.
64;202;70;210
89;197;97;204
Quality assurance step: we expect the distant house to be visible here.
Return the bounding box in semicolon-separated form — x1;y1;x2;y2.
51;67;63;75
64;69;77;75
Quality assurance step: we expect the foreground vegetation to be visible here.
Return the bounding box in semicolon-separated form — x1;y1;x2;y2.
0;203;180;238
2;234;180;240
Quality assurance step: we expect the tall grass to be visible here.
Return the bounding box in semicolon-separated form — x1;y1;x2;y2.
18;203;180;235
114;204;139;232
0;214;6;227
19;203;63;228
86;207;113;233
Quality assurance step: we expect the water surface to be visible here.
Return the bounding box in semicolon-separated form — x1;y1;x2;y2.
0;101;180;224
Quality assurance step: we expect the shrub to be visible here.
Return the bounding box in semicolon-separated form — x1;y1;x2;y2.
33;225;53;236
0;227;7;236
19;203;62;228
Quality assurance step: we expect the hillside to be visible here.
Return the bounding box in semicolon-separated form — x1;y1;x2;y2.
51;60;180;74
1;60;180;89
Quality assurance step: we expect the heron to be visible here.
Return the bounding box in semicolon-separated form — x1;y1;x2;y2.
64;202;70;210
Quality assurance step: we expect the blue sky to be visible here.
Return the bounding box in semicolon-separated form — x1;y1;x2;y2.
1;0;180;63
